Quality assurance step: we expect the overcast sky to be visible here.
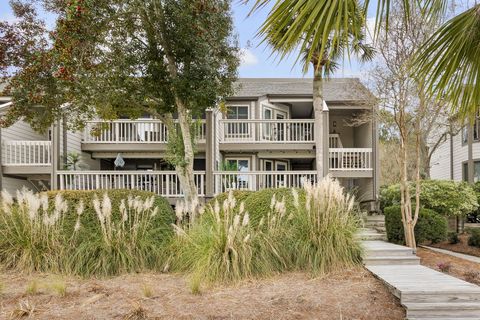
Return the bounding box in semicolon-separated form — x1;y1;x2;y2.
0;0;373;79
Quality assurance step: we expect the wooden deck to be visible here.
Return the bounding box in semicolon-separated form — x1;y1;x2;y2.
363;240;480;319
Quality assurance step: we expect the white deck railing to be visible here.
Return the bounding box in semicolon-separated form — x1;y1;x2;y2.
220;119;314;143
329;148;373;170
57;170;206;197
213;171;317;194
2;140;52;166
329;134;343;148
83;119;206;143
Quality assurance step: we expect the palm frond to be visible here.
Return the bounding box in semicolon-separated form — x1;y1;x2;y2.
253;0;364;72
413;5;480;119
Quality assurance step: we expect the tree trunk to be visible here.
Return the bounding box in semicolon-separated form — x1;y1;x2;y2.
176;98;199;217
313;68;324;181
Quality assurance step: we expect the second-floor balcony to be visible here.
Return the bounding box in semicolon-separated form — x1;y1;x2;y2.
1;140;52;175
219;119;315;150
82;119;207;152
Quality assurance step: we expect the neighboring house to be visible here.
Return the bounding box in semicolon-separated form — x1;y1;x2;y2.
431;116;480;182
0;78;379;207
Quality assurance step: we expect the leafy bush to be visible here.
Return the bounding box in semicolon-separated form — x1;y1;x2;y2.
44;189;174;242
467;228;480;248
384;205;448;244
380;180;478;216
243;187;306;226
448;232;460;244
0;189;175;276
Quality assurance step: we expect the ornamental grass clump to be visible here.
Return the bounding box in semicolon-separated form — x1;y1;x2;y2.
70;193;165;276
172;191;289;293
0;189;72;272
289;177;363;275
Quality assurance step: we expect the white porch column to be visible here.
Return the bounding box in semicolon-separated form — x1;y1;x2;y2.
51;120;60;190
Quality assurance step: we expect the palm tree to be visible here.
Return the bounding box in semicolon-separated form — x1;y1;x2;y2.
252;0;374;177
251;0;480;120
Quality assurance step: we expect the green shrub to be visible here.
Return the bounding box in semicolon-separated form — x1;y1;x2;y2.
448;232;460;244
43;189;174;243
380;180;478;216
467;229;480;248
384;205;448;244
206;190;253;208
243;188;306;226
0;189;175;276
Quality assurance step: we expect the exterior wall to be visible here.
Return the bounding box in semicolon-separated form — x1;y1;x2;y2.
329;114;354;147
2;119;48;142
2;176;37;195
430;134;452;180
430;130;480;182
60;126;100;170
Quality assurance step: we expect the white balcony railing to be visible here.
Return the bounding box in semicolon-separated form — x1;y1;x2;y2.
220;119;314;143
83;119;206;143
329;134;343;148
329;148;373;170
213;171;317;194
57;170;206;197
2;140;52;166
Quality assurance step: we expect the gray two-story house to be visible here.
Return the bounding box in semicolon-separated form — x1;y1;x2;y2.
0;78;379;208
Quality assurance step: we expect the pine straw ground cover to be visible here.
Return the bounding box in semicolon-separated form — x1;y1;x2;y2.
0;268;405;320
429;233;480;258
417;247;480;285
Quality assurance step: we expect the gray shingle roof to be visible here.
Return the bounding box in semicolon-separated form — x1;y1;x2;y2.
233;78;374;102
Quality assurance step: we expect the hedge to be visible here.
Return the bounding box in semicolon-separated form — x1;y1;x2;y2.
380;180;478;216
243;188;306;226
384;205;448;244
207;188;305;226
43;189;175;243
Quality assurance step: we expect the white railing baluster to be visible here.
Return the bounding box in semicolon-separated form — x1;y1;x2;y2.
2;140;52;166
328;148;373;171
83;119;206;144
219;119;315;143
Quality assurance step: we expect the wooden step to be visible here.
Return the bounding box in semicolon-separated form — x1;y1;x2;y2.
405;302;480;318
364;255;420;266
402;290;480;303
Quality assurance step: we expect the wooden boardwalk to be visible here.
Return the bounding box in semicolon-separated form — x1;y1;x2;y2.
363;240;480;320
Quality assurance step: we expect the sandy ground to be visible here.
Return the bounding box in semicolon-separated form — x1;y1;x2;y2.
0;267;405;320
430;234;480;258
418;247;480;285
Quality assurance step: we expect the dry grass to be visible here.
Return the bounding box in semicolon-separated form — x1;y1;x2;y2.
0;268;405;319
10;299;36;319
25;280;39;295
141;284;153;298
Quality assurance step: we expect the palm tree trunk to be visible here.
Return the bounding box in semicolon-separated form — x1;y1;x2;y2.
313;68;324;181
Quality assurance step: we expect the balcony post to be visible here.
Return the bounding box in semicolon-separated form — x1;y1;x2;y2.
51;120;60;190
322;106;329;176
205;109;214;198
